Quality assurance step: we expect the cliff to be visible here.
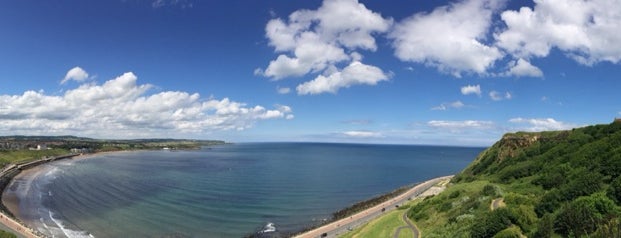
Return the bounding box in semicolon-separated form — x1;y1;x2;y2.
408;120;621;237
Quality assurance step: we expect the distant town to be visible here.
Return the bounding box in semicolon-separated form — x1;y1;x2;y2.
0;135;225;165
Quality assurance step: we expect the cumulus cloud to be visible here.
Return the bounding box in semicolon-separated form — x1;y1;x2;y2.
505;58;543;77
489;91;512;101
432;100;465;111
461;85;481;96
260;0;392;94
296;61;390;95
61;67;89;84
428;120;495;130
495;0;621;65
0;71;293;138
509;117;577;131
342;130;383;138
390;0;504;77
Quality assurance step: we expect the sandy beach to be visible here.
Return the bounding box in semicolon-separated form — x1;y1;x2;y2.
0;151;124;238
1;165;53;238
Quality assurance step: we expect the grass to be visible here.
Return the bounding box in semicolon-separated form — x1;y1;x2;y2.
339;199;419;238
410;180;494;237
340;209;404;238
0;230;16;238
0;148;70;165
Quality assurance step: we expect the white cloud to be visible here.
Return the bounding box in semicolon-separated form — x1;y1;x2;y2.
296;61;390;95
505;58;544;77
509;117;577;132
390;0;504;77
152;0;193;9
0;71;293;138
342;119;372;125
496;0;621;65
61;67;89;84
276;86;291;94
343;130;383;138
428;120;495;130
461;84;481;96
489;91;512;101
432;100;465;111
261;0;392;94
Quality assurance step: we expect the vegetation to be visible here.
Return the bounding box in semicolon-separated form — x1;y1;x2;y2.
406;120;621;237
0;148;70;165
0;230;16;238
0;135;225;165
340;200;416;238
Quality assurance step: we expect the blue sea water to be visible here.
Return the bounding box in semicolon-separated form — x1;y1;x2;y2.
17;143;484;237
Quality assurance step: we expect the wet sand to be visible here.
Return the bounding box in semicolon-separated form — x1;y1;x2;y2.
0;152;121;238
1;165;50;238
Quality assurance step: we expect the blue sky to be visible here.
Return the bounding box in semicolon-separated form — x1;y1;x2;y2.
0;0;619;146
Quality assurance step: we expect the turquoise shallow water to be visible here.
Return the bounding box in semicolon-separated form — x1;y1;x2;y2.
17;143;483;237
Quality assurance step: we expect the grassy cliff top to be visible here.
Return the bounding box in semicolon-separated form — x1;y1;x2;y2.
408;120;621;237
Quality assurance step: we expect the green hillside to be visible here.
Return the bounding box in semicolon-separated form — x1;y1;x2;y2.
408;120;621;237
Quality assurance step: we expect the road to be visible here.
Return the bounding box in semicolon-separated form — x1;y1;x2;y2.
0;213;39;238
294;175;453;238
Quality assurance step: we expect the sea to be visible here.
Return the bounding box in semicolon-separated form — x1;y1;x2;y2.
9;143;484;238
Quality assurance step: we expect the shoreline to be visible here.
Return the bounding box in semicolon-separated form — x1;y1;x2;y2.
0;147;213;237
293;175;453;238
0;149;136;238
1;148;455;238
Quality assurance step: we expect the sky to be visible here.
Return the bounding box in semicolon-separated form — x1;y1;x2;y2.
0;0;620;146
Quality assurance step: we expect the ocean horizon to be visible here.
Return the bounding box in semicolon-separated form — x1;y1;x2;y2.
6;142;484;237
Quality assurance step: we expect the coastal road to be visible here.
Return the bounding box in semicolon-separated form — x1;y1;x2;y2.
294;175;453;238
0;213;39;238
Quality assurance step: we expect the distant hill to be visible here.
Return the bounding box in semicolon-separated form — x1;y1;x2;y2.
408;120;621;237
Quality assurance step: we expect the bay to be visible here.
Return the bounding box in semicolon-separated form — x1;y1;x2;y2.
13;143;484;237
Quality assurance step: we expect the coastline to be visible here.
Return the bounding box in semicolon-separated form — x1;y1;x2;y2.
293;175;453;238
0;150;132;238
0;148;210;237
0;147;459;238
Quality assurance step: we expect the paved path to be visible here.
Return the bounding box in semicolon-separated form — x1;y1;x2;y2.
0;213;39;238
295;175;452;238
393;212;420;238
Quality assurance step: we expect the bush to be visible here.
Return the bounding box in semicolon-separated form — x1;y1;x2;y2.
493;226;522;238
508;205;537;233
554;193;620;237
439;201;453;212
449;190;461;199
481;184;497;197
471;208;514;238
532;213;554;238
504;193;535;206
535;189;562;217
607;176;621;204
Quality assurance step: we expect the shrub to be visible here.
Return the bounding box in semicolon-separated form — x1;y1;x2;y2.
470;208;514;238
554;193;620;237
481;184;497;197
493;226;522;238
532;213;554;238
